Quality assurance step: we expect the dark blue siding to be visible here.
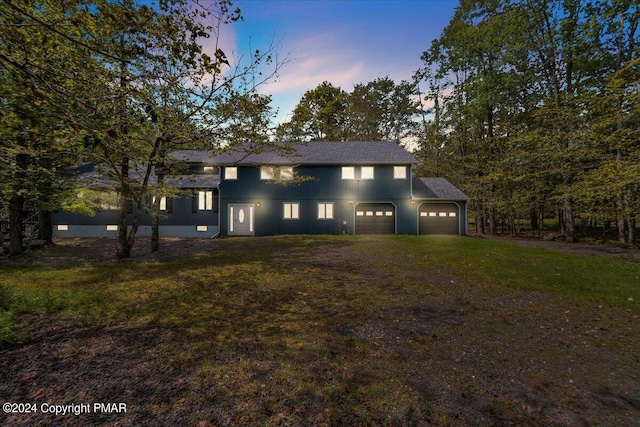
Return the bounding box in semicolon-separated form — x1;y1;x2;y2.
53;190;219;237
219;164;416;236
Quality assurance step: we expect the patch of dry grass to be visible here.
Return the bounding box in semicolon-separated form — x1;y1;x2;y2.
1;235;639;426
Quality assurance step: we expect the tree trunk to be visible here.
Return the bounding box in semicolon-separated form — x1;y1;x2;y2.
38;210;53;244
151;203;160;252
9;152;30;256
564;195;576;243
117;156;131;259
151;159;166;253
530;202;538;231
489;206;497;235
8;193;25;256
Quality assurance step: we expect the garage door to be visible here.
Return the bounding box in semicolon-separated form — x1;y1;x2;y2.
355;203;395;234
419;203;459;235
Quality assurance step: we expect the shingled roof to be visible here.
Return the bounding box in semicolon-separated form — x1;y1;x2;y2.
412;177;469;200
211;141;418;165
171;149;217;164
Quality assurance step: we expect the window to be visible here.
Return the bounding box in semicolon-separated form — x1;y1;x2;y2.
393;166;407;179
198;191;213;211
224;167;237;180
99;191;119;210
318;203;334;219
342;166;355;180
283;202;300;220
439;212;447;217
203;166;215;173
106;225;118;231
361;166;374;180
57;225;69;231
260;166;274;180
449;212;457;217
280;166;294;180
153;196;167;211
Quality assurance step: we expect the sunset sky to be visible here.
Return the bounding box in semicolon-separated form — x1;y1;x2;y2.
228;0;459;122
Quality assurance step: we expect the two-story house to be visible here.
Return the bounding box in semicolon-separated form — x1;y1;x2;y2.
53;141;469;237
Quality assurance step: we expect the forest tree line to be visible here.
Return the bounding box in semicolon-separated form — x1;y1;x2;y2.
278;0;639;244
1;0;638;259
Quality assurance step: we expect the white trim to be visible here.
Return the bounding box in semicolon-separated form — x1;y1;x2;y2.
260;166;274;180
393;166;407;180
224;166;237;180
318;202;334;219
360;166;374;180
283;202;300;220
341;166;355;180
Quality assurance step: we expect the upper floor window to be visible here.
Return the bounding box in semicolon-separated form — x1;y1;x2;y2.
361;166;374;180
393;166;407;179
224;167;237;180
261;166;294;180
342;166;355;180
260;166;274;180
280;166;294;180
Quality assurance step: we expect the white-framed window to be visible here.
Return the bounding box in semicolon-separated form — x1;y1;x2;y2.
198;191;213;211
318;202;334;219
283;202;300;220
260;166;274;180
342;166;355;180
361;166;374;180
224;166;237;180
280;166;294;180
393;166;407;179
153;196;167;211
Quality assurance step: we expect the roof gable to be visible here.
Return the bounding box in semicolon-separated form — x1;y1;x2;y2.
210;141;418;165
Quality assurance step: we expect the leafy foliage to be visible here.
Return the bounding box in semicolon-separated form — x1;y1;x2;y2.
415;0;639;243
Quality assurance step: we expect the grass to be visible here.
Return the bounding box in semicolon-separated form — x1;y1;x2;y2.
1;235;639;426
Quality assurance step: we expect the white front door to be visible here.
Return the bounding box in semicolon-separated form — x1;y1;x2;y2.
228;204;255;236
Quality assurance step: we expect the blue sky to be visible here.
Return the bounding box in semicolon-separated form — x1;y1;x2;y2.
227;0;459;123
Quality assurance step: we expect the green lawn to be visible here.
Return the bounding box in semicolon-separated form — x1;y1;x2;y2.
1;235;639;426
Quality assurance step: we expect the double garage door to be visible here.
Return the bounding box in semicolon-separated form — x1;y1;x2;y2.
354;202;461;235
355;203;395;234
419;202;460;235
